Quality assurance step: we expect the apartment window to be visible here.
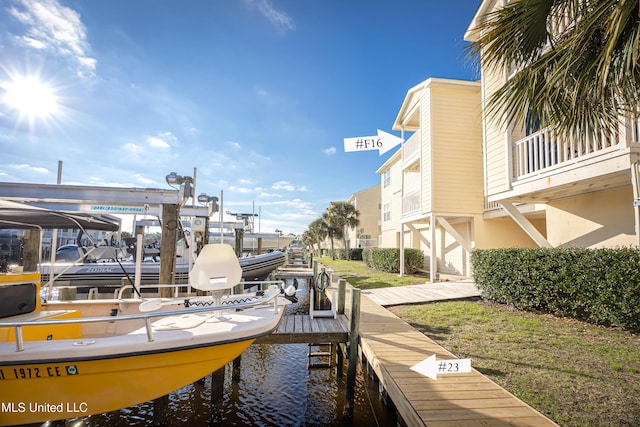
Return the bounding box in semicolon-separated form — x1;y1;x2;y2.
383;202;391;221
383;170;391;188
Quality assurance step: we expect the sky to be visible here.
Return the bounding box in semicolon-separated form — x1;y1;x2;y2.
0;0;481;236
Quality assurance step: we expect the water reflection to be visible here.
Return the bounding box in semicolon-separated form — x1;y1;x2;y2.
57;344;396;426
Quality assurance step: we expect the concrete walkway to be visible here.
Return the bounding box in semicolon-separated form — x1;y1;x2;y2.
361;279;481;306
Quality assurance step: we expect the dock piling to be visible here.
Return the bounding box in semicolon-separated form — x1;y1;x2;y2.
343;288;361;421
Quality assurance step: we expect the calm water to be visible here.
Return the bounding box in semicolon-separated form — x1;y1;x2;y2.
38;278;398;427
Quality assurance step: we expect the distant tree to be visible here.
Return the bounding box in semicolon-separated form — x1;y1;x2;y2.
304;218;327;255
325;201;360;260
321;211;343;260
120;231;132;240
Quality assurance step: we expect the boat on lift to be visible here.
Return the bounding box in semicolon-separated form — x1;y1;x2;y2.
40;243;286;289
0;202;295;426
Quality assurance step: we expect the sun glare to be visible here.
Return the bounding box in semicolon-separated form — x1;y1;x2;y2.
1;74;62;127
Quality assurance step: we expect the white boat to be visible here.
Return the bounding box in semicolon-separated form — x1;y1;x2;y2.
41;245;286;289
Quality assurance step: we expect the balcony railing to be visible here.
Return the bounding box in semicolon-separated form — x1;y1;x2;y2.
512;116;640;180
402;190;420;215
401;132;420;170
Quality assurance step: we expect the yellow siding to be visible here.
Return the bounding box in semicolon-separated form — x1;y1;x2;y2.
482;68;509;196
379;150;404;247
474;215;541;249
546;186;635;248
430;84;483;213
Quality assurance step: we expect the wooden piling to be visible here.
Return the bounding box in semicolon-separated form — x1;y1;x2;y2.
159;203;178;296
232;356;241;382
337;279;346;314
343;288;361;421
210;365;226;425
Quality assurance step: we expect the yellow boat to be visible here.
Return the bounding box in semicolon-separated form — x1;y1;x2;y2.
0;239;290;426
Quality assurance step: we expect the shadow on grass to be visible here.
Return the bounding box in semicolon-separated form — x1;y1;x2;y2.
341;276;393;290
403;321;453;342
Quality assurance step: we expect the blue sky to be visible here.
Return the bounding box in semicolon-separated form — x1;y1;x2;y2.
0;0;480;235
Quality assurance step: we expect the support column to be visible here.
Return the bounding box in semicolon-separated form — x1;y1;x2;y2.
430;214;437;284
399;223;405;276
631;162;640;246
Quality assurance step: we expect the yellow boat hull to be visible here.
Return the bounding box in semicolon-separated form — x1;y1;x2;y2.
0;339;253;426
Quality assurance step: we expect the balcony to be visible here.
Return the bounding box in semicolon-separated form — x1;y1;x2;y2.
401;132;420;171
402;190;420;216
512;115;640;183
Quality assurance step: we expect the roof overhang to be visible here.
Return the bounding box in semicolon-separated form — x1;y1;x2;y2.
0;200;120;231
464;0;499;42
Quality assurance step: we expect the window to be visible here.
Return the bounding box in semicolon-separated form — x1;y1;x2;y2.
383;170;391;188
383;202;391;221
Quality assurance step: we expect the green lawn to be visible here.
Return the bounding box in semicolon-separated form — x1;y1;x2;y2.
318;257;640;427
315;257;426;289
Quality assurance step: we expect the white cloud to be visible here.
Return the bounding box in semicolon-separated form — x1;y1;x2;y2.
271;180;294;191
259;192;281;198
243;0;295;32
20;36;46;49
271;181;307;192
133;174;154;185
10;163;49;174
323;147;336;155
123;142;143;155
147;136;170;149
227;141;242;150
9;0;96;76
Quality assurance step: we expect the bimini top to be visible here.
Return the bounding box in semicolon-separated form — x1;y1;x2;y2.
0;200;119;231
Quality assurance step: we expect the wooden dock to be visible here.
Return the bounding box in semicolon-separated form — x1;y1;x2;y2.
255;314;348;344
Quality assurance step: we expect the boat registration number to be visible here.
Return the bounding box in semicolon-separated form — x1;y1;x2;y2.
0;364;78;380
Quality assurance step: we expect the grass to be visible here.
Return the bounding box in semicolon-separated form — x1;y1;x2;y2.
318;257;640;427
315;257;426;289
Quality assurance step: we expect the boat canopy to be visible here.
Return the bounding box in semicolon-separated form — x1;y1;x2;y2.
0;200;119;231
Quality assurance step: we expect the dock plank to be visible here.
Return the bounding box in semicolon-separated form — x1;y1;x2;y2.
255;314;348;344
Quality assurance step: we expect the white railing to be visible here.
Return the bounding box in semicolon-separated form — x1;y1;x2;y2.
402;132;420;163
402;190;420;215
512;127;622;180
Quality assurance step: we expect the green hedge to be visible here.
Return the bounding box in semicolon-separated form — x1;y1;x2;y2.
471;247;640;332
362;248;424;273
334;248;364;261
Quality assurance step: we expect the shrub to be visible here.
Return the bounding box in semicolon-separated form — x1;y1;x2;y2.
334;248;363;260
362;248;424;273
471;247;640;332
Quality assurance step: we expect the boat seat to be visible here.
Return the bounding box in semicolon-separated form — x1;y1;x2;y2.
189;244;242;292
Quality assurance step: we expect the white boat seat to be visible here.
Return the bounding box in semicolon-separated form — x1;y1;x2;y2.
189;244;242;292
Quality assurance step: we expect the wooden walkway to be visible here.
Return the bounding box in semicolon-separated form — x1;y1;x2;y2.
357;292;558;426
362;280;481;307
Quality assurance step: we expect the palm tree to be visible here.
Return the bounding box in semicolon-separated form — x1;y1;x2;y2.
325;201;360;260
467;0;640;141
321;211;343;260
304;218;327;255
